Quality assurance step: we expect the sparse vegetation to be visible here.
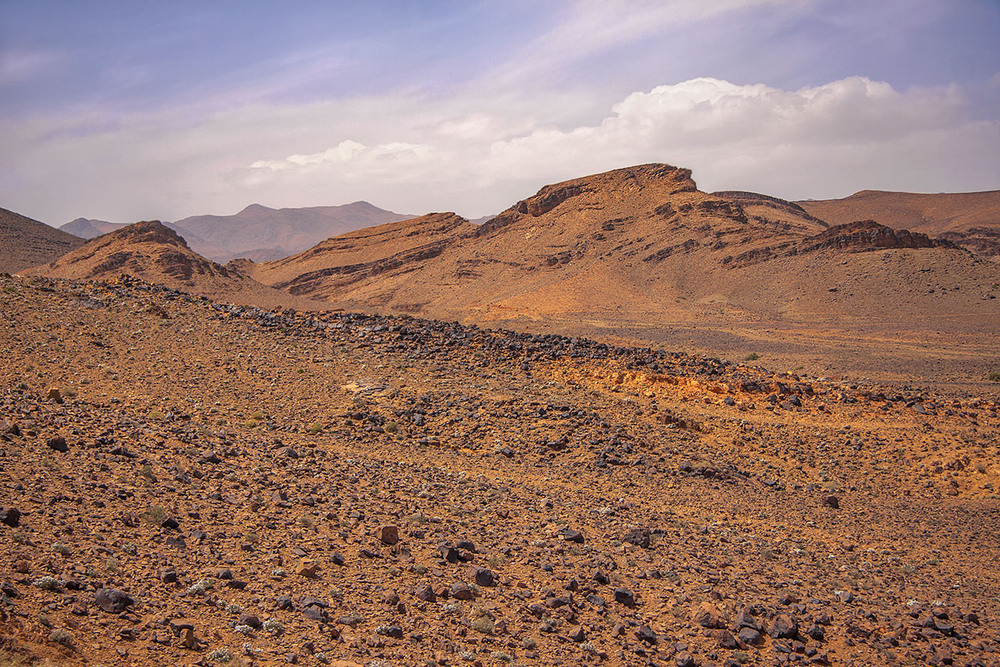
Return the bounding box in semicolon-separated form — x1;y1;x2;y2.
206;647;232;663
744;352;760;361
988;370;1000;382
47;628;73;647
142;504;166;523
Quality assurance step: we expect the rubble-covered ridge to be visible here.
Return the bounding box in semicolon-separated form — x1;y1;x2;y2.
1;274;999;667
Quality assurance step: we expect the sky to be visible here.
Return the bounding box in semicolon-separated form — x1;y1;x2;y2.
1;0;998;225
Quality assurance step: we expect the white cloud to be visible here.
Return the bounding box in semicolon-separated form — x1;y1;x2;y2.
1;76;997;224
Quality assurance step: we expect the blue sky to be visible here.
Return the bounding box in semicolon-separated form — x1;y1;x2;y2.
1;0;998;224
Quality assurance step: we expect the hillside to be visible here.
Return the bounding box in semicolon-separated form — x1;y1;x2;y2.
250;165;1000;382
798;190;1000;259
0;274;998;666
0;207;84;274
23;220;313;308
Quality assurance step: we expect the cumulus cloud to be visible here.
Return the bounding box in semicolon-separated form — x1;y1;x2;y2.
237;76;998;213
1;75;996;223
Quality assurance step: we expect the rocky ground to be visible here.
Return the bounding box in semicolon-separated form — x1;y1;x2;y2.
1;274;999;667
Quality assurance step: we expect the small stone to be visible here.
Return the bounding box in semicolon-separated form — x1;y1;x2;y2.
568;625;586;642
693;601;726;629
46;436;68;453
472;566;496;587
622;527;651;548
558;527;584;543
737;626;763;645
635;625;657;644
770;613;799;639
614;588;635;607
415;585;436;602
95;588;134;613
379;525;399;546
822;495;840;509
158;568;177;583
0;507;21;528
450;582;473;600
294;559;319;578
46;387;62;402
717;629;738;649
675;652;696;667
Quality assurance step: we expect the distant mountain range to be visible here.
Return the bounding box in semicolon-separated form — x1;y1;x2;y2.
236;165;998;338
5;164;998;353
59;201;413;263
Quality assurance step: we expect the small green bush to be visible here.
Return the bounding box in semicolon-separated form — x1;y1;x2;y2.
988;370;1000;382
744;352;760;361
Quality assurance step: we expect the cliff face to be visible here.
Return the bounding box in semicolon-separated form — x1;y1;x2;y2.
723;220;957;268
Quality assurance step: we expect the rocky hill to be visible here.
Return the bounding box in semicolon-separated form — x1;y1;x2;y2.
798;189;1000;259
23;221;313;308
0;274;997;666
0;207;84;274
248;165;1000;382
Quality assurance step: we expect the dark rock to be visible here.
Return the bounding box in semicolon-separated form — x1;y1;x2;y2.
614;588;635;607
558;527;584;543
472;566;496;587
302;606;326;622
415;585;436;602
158;568;177;583
737;626;763;645
95;588;134;613
197;450;221;464
46;436;68;452
379;524;399;546
635;625;657;644
451;582;473;600
238;614;261;629
568;625;586;642
623;527;651;548
717;629;738;649
821;495;839;509
770;613;799;639
161;517;179;530
0;507;20;528
676;652;697;667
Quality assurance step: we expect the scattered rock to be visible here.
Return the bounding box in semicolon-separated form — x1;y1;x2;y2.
45;436;68;452
94;588;134;613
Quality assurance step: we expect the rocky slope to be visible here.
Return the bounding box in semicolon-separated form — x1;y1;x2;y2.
247;165;1000;382
798;190;1000;260
0;207;85;274
23;221;313;309
1;274;998;667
